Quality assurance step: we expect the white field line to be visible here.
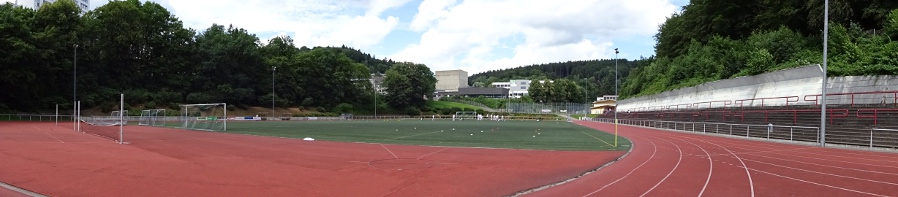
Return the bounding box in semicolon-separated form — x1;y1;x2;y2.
389;130;443;140
580;131;614;147
34;126;64;143
44;133;64;143
380;144;398;159
417;148;448;160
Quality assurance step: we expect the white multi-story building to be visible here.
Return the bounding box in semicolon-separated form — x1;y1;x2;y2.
15;0;90;13
491;79;552;98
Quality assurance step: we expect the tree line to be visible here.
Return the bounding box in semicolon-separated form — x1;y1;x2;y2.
468;59;649;103
0;0;434;113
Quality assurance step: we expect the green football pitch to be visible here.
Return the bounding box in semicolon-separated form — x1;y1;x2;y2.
216;119;630;151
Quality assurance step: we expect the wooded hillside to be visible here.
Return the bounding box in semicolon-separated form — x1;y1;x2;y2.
473;1;898;100
0;0;430;113
624;0;898;98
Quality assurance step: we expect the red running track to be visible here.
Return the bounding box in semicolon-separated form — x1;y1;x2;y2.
530;120;898;196
0;122;624;196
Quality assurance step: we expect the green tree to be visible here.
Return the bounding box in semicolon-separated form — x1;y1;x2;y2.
260;36;301;106
293;48;370;108
189;24;263;104
383;62;436;109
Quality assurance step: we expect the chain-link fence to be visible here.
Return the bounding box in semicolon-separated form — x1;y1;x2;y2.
505;102;591;114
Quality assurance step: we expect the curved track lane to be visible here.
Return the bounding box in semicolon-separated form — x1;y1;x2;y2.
531;121;898;197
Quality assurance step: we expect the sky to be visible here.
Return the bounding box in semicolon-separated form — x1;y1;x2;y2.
7;0;690;75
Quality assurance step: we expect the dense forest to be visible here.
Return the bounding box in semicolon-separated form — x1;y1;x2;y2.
0;0;433;113
623;0;898;98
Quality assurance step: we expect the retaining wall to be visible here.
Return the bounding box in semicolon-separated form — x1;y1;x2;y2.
619;65;898;111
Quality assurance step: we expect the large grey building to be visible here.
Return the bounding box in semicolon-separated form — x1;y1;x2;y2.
434;70;469;92
15;0;90;13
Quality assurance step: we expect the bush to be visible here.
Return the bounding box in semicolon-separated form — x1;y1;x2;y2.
334;103;353;113
226;104;236;111
440;108;453;115
419;105;432;113
100;102;114;113
302;97;314;106
145;101;157;109
475;109;486;115
167;103;180;110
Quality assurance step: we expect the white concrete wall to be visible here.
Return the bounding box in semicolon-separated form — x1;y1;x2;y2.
619;65;898;111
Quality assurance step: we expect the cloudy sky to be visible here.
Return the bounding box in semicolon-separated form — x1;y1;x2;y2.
8;0;689;75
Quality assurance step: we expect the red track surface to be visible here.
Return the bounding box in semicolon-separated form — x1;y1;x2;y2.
0;122;623;196
531;121;898;196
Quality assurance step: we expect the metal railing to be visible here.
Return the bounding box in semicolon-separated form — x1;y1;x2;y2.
592;118;827;146
870;128;898;148
0;114;74;122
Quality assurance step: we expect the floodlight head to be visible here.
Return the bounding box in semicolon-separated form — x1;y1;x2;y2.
614;48;619;54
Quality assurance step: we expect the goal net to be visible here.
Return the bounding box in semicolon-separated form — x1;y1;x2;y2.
79;94;126;144
109;110;128;125
180;103;227;131
138;109;166;126
453;111;478;121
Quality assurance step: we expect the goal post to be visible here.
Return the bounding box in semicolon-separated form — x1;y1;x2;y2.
79;94;125;144
110;110;129;125
453;111;478;121
180;103;227;131
138;109;166;126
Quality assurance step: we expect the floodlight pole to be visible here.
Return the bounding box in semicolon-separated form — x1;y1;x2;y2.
820;0;829;147
614;48;619;147
272;66;276;121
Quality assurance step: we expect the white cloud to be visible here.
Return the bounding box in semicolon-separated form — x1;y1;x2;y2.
390;0;678;75
155;0;405;50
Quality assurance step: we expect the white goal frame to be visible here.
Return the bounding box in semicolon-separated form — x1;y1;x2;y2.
138;109;166;126
180;103;227;131
453;111;478;121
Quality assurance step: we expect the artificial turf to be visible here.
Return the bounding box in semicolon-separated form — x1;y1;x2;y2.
218;119;630;151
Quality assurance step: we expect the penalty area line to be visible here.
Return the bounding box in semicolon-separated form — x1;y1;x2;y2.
389;130;444;140
580;131;614;147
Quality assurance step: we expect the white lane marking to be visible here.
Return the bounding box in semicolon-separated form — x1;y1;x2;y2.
582;138;657;197
748;167;889;197
744;158;898;186
641;138;683;197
